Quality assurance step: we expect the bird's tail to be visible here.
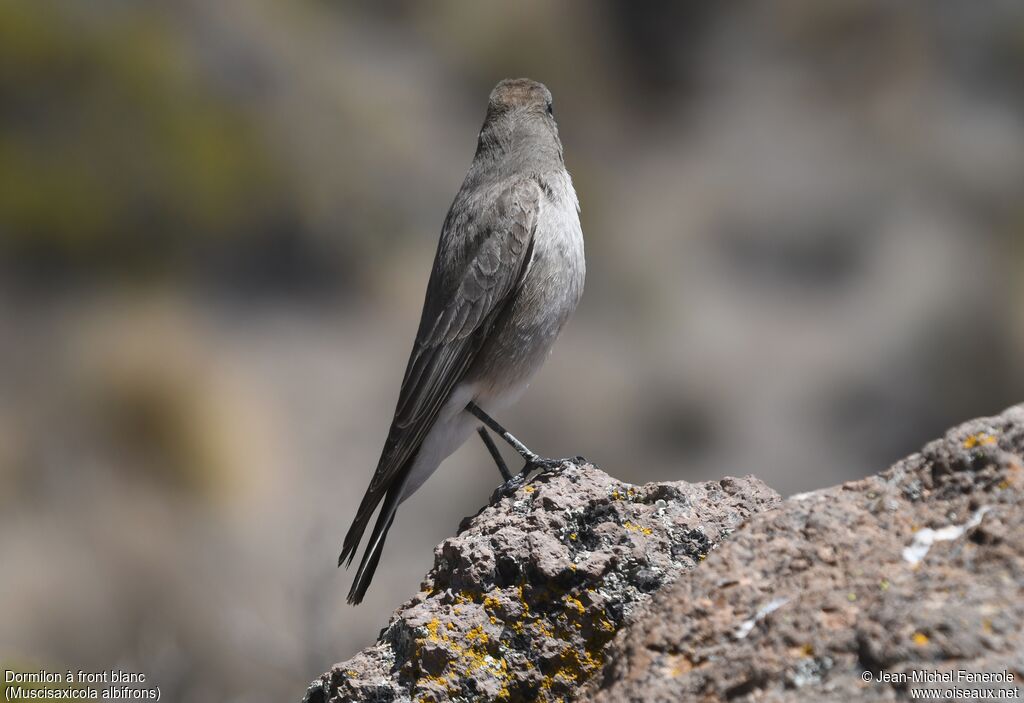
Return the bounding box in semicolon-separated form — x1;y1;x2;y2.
338;484;381;570
345;475;406;604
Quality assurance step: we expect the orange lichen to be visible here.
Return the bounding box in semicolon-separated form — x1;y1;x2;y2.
535;643;604;699
788;643;814;658
517;585;530;615
414;617;512;701
417;673;453;695
963;433;997;449
667;653;694;676
623;521;653;535
426;618;442;641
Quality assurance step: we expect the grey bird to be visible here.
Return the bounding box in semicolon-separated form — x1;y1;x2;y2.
339;78;586;604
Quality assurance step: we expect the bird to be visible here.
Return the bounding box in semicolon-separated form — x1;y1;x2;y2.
339;78;586;605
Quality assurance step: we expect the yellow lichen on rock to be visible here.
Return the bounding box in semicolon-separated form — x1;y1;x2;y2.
963;433;997;449
623;521;653;535
565;595;586;615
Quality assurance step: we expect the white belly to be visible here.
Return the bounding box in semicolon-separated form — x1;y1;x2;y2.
398;381;526;502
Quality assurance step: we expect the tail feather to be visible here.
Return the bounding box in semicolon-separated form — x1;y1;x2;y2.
346;477;406;604
339;439;409;569
338;486;381;568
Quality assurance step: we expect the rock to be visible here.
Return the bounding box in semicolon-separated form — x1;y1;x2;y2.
589;404;1024;702
303;466;781;702
305;404;1024;702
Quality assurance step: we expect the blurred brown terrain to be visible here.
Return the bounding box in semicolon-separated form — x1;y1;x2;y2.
1;2;1022;701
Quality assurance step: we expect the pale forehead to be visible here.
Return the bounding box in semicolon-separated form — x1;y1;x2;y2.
489;78;552;109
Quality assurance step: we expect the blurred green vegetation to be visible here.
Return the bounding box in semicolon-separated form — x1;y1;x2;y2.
0;2;285;280
87;315;239;499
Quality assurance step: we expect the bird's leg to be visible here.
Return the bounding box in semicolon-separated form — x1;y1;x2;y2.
477;427;513;482
466;402;578;475
467;402;538;463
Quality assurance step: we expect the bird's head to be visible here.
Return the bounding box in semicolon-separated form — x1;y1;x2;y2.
478;78;560;163
486;78;554;120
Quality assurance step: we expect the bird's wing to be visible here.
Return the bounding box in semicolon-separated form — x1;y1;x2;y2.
340;176;541;597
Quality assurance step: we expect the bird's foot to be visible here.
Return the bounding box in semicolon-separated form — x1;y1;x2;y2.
524;454;588;475
517;454;589;486
489;455;589;504
489;470;529;504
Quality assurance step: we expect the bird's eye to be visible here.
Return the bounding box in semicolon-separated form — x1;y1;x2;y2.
546;101;554;116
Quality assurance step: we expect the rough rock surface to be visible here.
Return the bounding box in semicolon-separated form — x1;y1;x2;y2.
306;404;1024;702
304;467;781;702
590;404;1024;702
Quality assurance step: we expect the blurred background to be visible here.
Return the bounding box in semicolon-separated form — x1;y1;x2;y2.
2;1;1023;700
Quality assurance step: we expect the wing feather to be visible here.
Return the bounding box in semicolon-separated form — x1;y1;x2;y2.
339;177;541;581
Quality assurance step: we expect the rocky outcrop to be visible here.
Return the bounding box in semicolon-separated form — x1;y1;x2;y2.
306;404;1024;702
305;469;780;702
590;405;1024;702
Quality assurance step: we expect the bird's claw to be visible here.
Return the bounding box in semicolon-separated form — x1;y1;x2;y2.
489;470;529;504
489;455;589;504
525;454;588;474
